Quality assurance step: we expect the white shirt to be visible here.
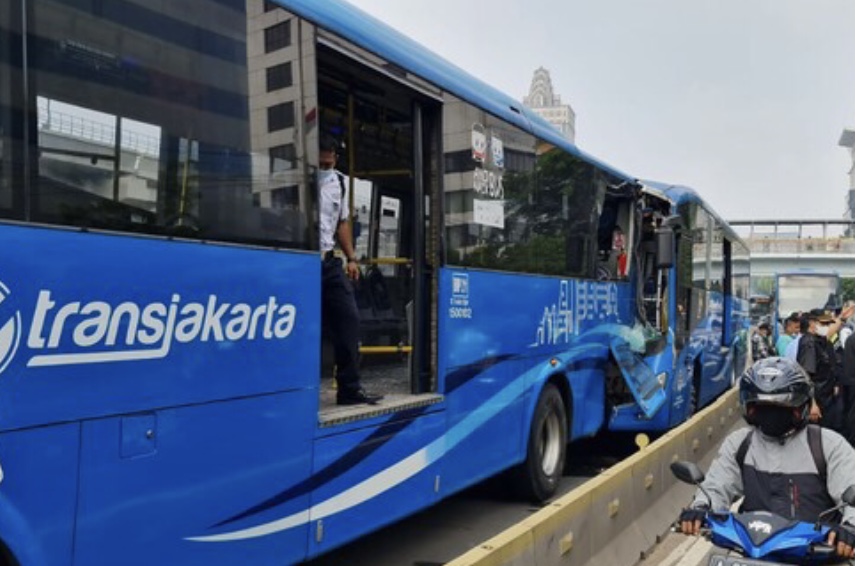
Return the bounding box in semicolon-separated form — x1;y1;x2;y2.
839;325;852;349
318;169;350;253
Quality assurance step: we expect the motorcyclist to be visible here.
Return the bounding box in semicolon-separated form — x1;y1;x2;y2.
677;356;855;560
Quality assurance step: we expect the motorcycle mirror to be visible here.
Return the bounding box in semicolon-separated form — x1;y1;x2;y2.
670;461;705;485
816;486;855;528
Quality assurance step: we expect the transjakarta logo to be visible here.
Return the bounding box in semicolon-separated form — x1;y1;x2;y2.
0;282;23;376
16;290;297;371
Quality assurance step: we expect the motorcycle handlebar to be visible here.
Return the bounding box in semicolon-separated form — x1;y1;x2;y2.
670;522;710;537
808;542;836;557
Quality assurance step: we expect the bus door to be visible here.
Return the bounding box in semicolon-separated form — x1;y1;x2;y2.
316;43;440;418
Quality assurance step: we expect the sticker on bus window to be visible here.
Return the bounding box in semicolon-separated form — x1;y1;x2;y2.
471;123;487;163
473;199;504;229
490;132;504;169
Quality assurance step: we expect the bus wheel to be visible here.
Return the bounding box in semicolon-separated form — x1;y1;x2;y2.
514;383;567;503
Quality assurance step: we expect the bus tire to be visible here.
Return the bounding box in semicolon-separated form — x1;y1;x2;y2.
514;383;567;503
0;541;18;566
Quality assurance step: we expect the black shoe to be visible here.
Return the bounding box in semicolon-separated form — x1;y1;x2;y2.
337;389;384;406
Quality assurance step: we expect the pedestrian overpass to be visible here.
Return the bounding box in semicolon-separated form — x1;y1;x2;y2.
729;219;855;279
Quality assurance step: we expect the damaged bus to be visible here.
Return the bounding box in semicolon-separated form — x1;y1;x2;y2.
0;0;748;563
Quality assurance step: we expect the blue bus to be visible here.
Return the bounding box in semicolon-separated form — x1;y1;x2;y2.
0;1;749;564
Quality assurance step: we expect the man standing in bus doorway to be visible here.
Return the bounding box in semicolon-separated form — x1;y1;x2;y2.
318;135;383;405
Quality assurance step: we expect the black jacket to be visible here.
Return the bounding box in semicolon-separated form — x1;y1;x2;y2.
843;331;855;387
798;333;837;407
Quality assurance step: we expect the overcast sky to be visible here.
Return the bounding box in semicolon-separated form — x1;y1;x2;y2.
345;0;855;221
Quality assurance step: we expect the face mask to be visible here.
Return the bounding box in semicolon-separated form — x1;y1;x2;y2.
816;326;829;337
752;405;796;438
318;169;335;183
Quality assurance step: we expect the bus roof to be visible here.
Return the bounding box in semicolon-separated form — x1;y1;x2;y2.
641;180;747;245
275;0;635;182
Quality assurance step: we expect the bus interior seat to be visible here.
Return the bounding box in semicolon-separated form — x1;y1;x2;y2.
365;265;396;321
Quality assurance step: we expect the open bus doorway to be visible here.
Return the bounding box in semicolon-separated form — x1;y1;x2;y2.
315;42;439;418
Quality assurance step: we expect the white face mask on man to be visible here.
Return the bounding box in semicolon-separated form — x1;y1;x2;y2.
816;325;829;337
318;169;336;184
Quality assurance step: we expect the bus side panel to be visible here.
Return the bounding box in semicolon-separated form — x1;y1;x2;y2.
731;295;751;378
0;424;80;566
73;393;315;566
0;225;319;430
442;357;530;495
667;291;730;427
699;291;728;405
437;269;631;495
608;343;676;432
305;411;445;558
669;346;696;427
568;365;606;439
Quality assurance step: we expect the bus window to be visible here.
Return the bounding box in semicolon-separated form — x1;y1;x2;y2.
0;2;21;220
443;100;628;280
596;192;634;281
27;2;316;249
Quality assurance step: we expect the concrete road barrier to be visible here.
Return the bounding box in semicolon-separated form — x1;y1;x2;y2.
446;389;740;566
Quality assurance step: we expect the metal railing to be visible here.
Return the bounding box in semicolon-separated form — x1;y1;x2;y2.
746;237;855;255
38;106;161;157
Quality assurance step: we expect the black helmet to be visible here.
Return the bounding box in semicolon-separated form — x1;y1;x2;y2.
739;356;812;430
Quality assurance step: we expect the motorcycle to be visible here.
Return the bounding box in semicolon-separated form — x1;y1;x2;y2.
671;460;855;566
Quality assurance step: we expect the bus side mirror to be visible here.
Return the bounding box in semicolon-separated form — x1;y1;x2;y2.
655;227;674;269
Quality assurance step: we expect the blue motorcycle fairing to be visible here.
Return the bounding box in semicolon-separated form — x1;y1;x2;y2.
707;512;834;564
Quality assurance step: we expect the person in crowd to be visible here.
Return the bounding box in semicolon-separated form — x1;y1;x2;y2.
798;311;842;431
837;301;855;349
776;312;800;357
677;357;855;560
824;304;855;350
785;313;805;361
318;134;382;406
830;303;855;445
751;321;775;360
844;319;855;446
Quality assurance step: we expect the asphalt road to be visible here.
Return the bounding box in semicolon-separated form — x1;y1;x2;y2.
301;433;643;566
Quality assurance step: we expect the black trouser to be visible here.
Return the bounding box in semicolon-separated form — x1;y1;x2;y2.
322;256;361;394
815;379;844;434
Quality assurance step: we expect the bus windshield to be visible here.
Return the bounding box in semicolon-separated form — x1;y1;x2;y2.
777;275;839;317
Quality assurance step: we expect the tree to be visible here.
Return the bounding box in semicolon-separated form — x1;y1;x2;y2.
841;278;855;303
